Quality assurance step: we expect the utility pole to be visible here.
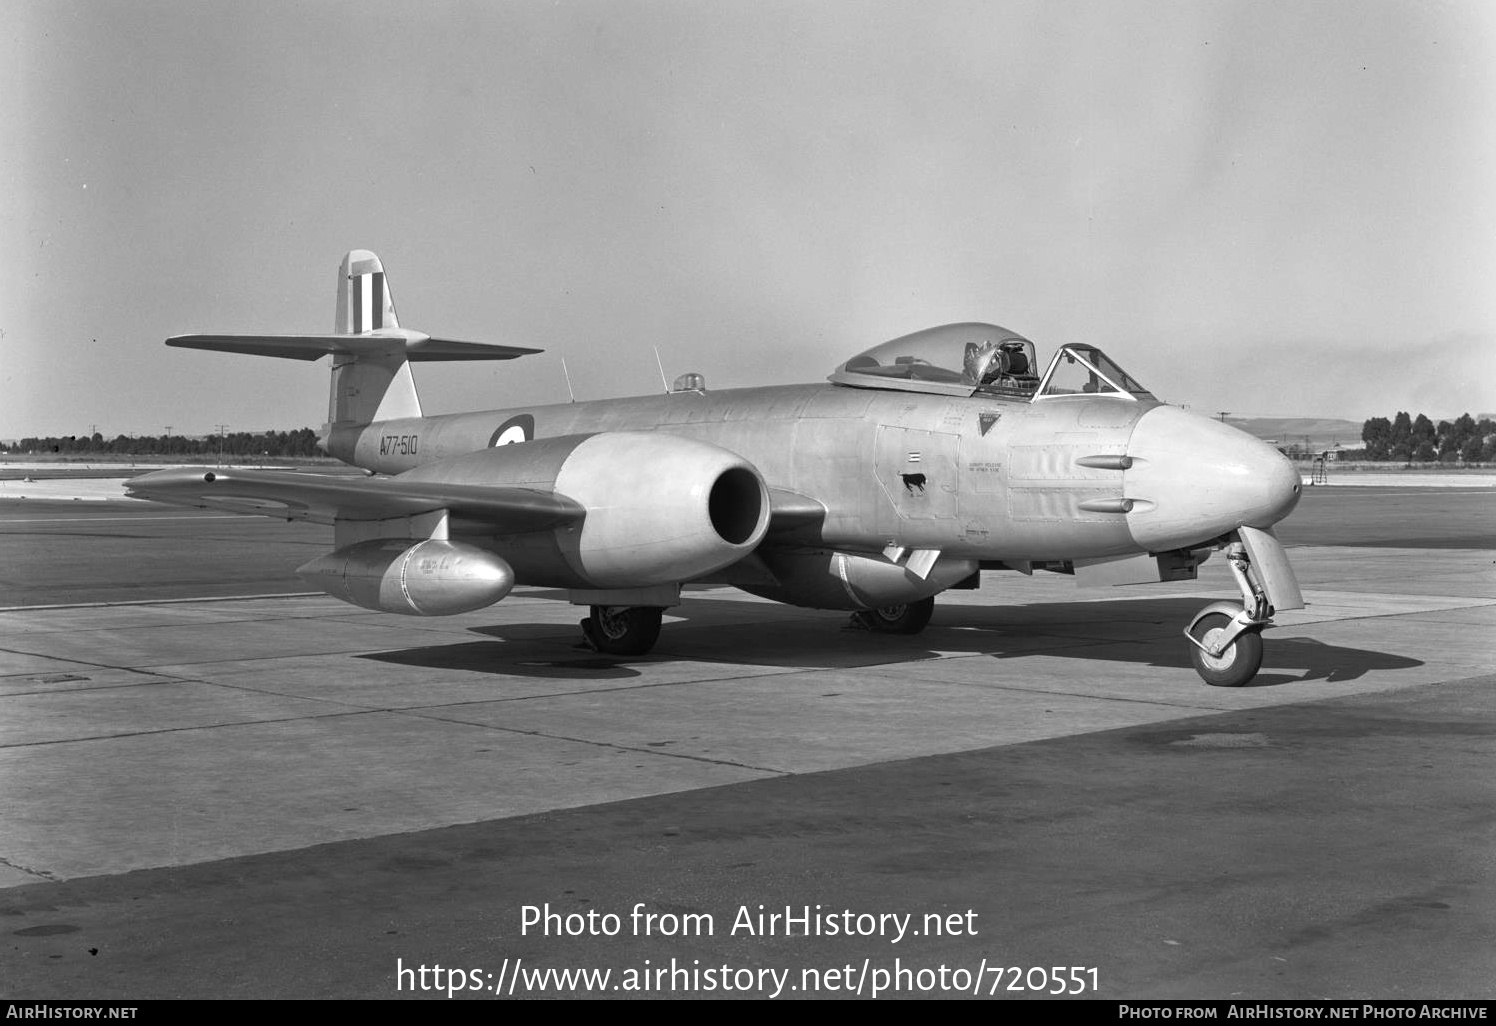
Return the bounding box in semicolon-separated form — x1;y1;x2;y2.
1216;411;1230;423
215;424;229;466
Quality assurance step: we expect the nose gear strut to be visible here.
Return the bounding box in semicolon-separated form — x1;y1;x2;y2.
1183;534;1277;687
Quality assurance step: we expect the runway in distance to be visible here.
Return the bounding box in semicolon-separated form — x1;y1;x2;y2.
128;251;1304;686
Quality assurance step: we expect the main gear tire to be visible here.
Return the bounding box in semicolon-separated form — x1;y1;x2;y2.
581;606;664;656
853;596;935;635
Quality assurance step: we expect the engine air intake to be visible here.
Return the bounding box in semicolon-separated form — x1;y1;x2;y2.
710;467;766;545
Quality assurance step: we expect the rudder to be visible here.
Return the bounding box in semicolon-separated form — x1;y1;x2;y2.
337;249;400;335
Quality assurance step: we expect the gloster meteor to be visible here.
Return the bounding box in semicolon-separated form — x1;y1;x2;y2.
129;251;1303;686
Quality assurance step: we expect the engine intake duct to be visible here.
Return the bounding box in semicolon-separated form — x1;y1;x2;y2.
709;467;766;545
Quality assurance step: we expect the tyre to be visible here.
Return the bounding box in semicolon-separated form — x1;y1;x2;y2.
854;596;935;635
582;605;663;656
1187;611;1263;687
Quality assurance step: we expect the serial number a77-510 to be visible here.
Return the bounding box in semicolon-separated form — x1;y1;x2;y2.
379;434;418;456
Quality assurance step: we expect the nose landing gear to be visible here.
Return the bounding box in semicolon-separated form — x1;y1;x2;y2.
1184;536;1278;687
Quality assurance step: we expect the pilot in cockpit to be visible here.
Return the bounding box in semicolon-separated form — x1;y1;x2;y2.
963;339;1033;387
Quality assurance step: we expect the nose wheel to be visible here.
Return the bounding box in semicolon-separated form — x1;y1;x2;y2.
1186;609;1264;687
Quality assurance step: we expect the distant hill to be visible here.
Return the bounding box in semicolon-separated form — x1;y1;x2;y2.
1227;417;1365;450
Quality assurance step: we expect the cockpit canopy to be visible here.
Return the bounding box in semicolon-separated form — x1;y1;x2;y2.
828;322;1155;402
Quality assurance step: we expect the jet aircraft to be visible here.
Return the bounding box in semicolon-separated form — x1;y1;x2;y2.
128;251;1304;687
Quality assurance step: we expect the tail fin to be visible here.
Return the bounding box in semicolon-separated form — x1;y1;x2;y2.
165;250;541;449
336;249;400;334
330;249;416;426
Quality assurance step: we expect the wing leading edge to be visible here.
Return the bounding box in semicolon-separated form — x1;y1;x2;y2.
124;466;583;530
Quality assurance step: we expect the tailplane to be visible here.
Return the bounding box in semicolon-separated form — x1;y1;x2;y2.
166;250;541;449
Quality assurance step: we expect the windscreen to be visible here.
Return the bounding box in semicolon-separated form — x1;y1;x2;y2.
1035;345;1154;400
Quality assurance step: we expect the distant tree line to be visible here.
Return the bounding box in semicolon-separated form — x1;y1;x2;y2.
8;417;1492;464
7;429;325;458
1359;412;1494;463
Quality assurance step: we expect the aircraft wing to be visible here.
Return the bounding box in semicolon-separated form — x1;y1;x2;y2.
130;469;817;539
124;466;583;530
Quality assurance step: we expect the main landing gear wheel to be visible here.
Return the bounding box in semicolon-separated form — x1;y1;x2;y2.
1187;611;1264;687
581;605;663;656
851;596;935;635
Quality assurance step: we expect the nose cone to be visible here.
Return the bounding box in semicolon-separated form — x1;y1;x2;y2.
1124;405;1301;551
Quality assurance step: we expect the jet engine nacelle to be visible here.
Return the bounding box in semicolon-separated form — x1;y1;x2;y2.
745;548;980;610
398;431;772;589
298;538;515;615
551;432;770;587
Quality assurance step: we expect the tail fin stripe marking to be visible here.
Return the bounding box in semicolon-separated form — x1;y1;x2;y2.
351;274;363;334
372;271;385;330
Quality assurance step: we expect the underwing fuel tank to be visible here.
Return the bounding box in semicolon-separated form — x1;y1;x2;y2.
744;549;980;611
298;539;515;615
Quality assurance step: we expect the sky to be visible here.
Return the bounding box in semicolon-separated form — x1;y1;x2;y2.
3;0;1494;440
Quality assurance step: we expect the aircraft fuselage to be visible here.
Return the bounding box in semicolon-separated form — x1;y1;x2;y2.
329;381;1297;566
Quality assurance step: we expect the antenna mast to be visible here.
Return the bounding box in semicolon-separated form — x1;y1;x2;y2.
653;346;669;393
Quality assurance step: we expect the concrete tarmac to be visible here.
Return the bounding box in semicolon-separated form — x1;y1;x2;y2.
0;486;1492;998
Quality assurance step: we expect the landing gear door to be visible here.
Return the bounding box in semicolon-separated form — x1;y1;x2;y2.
1238;525;1304;611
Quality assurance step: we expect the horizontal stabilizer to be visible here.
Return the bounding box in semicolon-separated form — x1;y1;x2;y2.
411;337;545;361
166;333;542;362
125;466;582;530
